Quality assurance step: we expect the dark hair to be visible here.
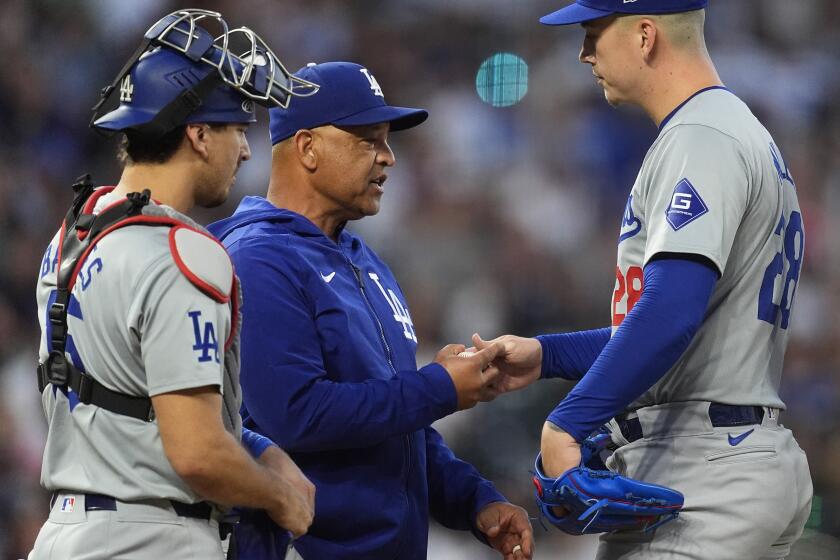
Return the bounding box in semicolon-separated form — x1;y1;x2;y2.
117;123;229;165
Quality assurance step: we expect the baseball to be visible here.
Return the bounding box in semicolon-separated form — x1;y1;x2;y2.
458;351;476;358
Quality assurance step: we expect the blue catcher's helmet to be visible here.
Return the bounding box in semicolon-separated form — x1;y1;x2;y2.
93;47;257;132
91;9;318;137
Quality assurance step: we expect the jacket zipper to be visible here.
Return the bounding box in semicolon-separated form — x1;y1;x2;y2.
350;263;397;375
348;259;413;558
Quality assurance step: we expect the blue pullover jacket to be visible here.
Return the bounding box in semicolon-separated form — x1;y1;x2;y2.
209;197;506;560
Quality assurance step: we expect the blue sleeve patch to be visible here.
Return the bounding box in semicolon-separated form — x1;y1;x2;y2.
665;178;708;231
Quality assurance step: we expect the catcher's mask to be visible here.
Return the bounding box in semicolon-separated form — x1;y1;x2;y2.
92;9;319;137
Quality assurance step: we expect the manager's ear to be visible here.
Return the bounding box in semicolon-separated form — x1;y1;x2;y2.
293;129;318;172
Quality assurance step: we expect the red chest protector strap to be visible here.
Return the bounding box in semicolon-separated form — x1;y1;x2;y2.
37;174;185;422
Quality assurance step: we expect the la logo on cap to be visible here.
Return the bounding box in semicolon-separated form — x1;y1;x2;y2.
360;68;384;98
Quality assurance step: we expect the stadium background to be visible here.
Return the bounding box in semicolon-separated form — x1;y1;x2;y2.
1;0;838;557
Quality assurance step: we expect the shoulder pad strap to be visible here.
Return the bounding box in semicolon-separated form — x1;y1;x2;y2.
169;226;233;303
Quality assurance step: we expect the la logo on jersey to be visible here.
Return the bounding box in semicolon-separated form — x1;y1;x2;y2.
665;178;708;231
769;142;794;185
368;272;416;342
188;310;219;363
619;194;642;242
360;68;384;97
120;75;134;103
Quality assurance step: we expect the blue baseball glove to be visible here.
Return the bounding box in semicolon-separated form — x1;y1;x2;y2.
531;432;684;535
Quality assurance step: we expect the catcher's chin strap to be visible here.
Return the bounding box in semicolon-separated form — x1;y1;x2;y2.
133;72;222;137
89;36;155;132
36;174;157;422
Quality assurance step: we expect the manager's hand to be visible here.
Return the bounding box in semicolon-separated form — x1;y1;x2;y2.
477;501;534;560
435;342;503;409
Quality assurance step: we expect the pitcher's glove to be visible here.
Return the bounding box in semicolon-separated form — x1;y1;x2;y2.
531;432;684;535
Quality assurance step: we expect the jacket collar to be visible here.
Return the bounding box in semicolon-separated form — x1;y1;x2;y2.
210;196;359;251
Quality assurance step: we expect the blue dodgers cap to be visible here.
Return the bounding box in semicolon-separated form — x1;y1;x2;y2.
269;61;428;145
540;0;708;26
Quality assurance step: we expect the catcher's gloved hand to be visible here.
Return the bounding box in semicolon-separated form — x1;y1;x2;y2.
531;432;684;535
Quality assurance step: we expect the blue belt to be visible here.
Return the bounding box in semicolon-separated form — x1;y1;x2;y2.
617;404;765;443
51;492;214;520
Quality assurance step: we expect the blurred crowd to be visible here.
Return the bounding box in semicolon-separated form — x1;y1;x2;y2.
1;0;839;558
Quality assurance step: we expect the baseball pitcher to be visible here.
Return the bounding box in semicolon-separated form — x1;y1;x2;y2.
474;1;813;558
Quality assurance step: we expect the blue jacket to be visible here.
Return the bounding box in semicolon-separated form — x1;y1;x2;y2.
208;197;505;560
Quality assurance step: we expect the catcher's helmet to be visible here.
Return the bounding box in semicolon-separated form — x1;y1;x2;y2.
91;9;318;137
93;47;258;132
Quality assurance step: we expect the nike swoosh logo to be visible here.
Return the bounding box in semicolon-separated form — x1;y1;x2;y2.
727;429;755;446
320;271;336;283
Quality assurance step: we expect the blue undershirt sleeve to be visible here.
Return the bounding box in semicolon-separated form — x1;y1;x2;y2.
546;257;719;442
241;427;275;459
537;328;612;380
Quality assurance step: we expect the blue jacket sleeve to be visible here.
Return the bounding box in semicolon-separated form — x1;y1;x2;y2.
547;257;718;441
241;427;275;459
537;328;611;380
232;243;457;453
425;427;506;538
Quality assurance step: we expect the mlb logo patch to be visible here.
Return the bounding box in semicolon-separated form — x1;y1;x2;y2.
665;178;708;231
60;497;76;513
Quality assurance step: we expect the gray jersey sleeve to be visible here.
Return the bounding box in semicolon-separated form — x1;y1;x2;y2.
130;255;229;396
642;124;751;273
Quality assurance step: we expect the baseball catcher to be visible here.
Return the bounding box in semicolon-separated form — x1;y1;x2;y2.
29;9;318;560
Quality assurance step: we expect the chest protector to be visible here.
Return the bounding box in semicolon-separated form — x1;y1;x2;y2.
37;175;243;436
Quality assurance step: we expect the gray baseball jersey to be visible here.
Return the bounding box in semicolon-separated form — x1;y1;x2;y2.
613;87;803;410
600;88;811;560
36;190;235;503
